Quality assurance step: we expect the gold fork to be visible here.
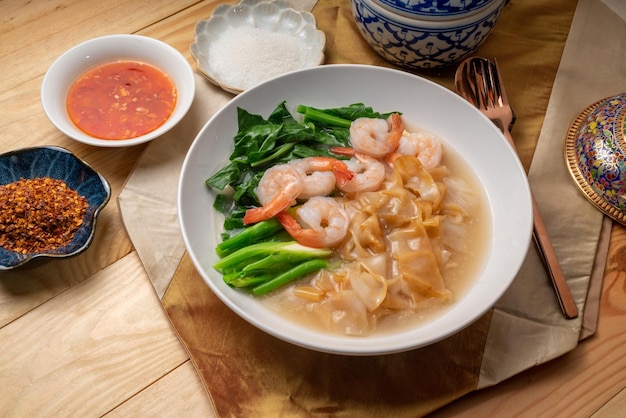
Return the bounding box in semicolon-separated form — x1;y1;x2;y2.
455;57;579;319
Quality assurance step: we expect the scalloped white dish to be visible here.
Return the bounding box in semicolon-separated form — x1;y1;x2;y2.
191;0;325;94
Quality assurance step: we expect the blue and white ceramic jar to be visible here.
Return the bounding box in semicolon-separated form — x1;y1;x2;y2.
350;0;506;69
375;0;496;20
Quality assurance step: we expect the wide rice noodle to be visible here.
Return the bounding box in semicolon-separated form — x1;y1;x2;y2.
266;152;480;336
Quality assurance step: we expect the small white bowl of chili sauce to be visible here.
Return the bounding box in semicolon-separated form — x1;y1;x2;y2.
41;34;195;147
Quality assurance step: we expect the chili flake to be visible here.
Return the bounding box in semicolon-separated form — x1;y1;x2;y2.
0;177;89;254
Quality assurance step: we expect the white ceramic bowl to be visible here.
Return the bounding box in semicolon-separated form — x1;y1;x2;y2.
351;0;506;69
41;34;195;147
178;64;532;355
191;0;325;94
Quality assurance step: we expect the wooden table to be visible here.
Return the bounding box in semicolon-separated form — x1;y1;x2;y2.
1;1;625;416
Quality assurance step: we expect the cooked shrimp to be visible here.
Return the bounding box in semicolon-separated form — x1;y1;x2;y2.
331;147;386;193
288;157;354;199
295;169;336;200
277;197;350;248
396;131;443;170
243;164;303;225
349;113;403;158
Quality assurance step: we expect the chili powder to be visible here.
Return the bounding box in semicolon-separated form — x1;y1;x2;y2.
0;177;89;254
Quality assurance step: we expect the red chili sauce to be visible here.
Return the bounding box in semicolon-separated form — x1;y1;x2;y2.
67;60;177;140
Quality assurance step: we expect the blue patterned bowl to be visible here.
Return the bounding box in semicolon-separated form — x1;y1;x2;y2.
374;0;496;20
350;0;506;69
0;146;111;270
566;93;626;225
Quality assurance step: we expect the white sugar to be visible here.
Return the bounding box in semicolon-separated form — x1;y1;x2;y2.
208;26;311;90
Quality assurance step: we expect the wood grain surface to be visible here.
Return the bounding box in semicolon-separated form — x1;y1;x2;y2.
0;0;625;416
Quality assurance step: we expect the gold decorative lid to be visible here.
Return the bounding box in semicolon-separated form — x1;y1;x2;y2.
565;93;626;224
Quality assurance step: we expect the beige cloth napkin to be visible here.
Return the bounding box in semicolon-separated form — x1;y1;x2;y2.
602;0;626;19
118;0;616;397
118;73;232;298
476;0;623;387
118;0;317;297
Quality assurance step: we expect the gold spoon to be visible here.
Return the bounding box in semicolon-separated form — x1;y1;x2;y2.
455;56;579;319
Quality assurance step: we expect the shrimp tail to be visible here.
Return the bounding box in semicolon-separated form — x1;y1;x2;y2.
330;160;354;186
243;195;294;225
330;146;356;157
387;113;404;152
276;211;300;234
276;211;326;248
308;156;355;186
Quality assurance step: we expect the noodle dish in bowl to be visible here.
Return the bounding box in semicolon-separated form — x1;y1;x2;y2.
178;64;532;355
